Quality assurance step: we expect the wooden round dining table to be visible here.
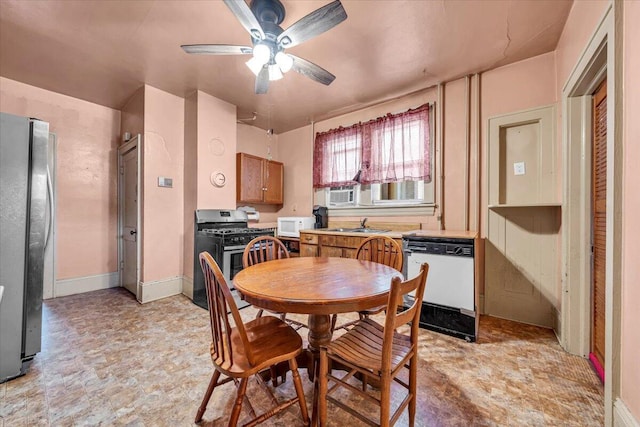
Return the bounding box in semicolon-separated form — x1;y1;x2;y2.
233;256;403;372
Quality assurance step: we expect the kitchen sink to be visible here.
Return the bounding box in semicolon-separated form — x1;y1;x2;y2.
325;228;390;233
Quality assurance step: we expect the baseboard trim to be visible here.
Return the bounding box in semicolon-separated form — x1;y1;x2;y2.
182;276;193;300
55;272;119;297
614;398;640;427
138;276;182;304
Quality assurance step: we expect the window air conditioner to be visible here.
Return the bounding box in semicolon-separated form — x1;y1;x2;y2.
329;188;355;206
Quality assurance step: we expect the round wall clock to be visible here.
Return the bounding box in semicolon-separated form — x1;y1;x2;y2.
210;171;226;187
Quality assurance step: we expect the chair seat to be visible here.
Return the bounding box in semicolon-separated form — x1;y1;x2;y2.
211;316;303;377
326;318;411;373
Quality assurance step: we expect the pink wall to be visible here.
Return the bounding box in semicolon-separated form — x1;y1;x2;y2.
183;92;197;279
121;87;144;140
443;78;469;231
555;1;609;96
182;91;237;281
196;91;236;210
141;85;184;283
622;0;640;420
0;77;120;280
279;125;315;218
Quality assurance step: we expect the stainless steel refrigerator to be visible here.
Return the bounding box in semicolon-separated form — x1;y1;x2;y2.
0;112;52;382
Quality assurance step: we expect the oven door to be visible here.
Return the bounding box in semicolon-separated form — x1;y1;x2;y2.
222;245;247;286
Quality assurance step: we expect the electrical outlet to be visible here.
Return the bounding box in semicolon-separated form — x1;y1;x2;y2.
513;162;526;176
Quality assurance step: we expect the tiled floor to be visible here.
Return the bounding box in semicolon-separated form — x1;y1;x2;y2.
0;288;603;426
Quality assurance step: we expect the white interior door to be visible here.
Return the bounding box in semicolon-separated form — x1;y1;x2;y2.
119;137;140;298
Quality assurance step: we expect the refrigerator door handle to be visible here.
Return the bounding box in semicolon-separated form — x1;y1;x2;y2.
44;167;54;249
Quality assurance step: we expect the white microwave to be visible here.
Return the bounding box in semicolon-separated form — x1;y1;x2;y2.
277;216;315;238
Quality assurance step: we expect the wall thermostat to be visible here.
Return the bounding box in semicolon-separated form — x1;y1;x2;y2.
210;171;226;187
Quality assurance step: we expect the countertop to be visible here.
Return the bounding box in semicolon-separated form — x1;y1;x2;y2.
299;229;478;239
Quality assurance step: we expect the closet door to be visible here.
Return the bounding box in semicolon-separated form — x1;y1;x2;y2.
590;78;607;377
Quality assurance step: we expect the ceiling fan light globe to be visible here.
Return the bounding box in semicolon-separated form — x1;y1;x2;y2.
246;57;265;76
268;64;283;81
252;43;271;65
275;52;294;73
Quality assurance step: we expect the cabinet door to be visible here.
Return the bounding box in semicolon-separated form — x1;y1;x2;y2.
263;160;283;204
237;153;264;203
321;246;343;258
300;244;318;257
343;248;357;258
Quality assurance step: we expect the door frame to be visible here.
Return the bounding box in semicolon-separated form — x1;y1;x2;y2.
118;135;142;301
560;4;621;425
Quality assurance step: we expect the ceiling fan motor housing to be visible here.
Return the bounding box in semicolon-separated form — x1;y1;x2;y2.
250;0;286;25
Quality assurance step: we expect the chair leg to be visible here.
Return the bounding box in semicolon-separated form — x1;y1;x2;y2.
195;369;221;423
330;314;337;332
408;354;417;427
255;309;264;319
379;375;391;427
289;357;310;425
318;349;328;427
229;377;248;427
270;365;279;387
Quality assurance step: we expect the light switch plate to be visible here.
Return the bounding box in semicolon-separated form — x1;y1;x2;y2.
513;162;526;176
158;177;173;188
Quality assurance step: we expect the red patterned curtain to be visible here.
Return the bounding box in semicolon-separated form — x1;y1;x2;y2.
313;103;430;189
313;124;362;188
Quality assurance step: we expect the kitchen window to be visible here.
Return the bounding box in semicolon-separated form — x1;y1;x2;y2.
314;103;435;216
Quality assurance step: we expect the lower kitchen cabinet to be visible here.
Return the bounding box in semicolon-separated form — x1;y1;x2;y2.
299;232;400;259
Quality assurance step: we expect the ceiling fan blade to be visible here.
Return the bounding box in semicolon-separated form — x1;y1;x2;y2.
277;0;347;49
181;44;252;55
223;0;265;41
290;55;336;86
255;66;269;94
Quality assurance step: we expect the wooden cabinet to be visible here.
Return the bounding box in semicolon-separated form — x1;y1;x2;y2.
318;234;362;258
300;233;319;257
299;232;401;259
236;152;283;204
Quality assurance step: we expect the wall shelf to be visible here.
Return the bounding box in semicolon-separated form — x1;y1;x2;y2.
488;203;562;209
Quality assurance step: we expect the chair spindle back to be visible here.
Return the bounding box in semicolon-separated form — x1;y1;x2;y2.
356;236;403;272
243;236;290;268
199;252;256;368
382;263;429;369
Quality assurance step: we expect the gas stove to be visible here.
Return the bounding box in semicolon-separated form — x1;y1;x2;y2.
193;209;275;310
200;227;275;246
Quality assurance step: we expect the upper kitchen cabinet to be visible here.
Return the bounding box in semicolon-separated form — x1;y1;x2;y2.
236;152;284;204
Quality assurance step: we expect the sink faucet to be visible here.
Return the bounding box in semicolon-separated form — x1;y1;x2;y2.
360;217;368;228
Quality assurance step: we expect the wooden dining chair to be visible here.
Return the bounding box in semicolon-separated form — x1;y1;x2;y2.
318;262;429;427
332;236;404;331
195;252;310;426
243;236;307;330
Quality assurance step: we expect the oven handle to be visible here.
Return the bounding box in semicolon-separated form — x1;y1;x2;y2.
224;245;248;252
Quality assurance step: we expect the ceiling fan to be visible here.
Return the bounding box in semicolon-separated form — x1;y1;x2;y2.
181;0;347;94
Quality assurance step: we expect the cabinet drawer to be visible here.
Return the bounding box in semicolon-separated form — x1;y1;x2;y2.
300;233;318;245
320;235;362;248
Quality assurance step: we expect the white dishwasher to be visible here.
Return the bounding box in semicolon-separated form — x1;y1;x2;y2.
403;235;476;342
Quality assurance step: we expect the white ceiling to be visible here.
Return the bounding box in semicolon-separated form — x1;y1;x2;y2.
0;0;572;133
